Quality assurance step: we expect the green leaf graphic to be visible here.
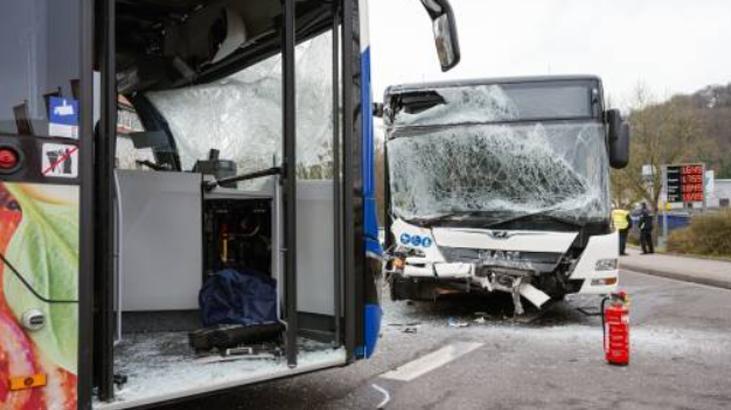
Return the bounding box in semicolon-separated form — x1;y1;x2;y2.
3;184;79;373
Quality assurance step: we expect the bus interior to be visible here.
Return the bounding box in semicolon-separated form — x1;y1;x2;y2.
98;0;349;406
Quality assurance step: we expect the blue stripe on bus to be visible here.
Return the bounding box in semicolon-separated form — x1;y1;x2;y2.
357;46;382;360
360;47;380;253
363;303;382;358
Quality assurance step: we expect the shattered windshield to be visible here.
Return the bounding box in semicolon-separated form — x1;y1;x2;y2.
146;31;334;185
387;122;610;225
386;81;597;127
385;81;609;227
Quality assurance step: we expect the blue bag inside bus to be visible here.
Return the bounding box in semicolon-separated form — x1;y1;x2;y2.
199;268;278;327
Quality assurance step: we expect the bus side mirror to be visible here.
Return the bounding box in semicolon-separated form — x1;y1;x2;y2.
607;109;630;169
420;0;461;72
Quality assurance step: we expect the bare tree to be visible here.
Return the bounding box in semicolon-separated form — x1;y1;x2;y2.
612;83;715;212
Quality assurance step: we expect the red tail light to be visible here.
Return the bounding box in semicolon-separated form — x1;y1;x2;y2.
0;147;20;172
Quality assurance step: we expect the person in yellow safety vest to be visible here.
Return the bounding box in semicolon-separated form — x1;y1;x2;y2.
612;208;633;256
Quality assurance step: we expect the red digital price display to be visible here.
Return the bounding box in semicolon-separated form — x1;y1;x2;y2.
666;164;704;203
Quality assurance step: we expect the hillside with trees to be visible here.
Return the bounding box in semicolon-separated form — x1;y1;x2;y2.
611;82;731;209
681;83;731;177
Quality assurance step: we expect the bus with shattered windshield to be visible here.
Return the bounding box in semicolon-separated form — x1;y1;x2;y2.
0;0;458;408
382;76;630;315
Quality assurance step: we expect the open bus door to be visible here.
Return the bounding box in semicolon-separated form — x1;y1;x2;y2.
92;2;352;406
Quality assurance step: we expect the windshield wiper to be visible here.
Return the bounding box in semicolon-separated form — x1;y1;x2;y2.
408;210;514;227
409;212;464;227
482;208;582;229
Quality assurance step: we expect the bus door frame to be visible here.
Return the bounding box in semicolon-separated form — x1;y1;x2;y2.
79;0;97;408
342;0;363;363
91;0;117;403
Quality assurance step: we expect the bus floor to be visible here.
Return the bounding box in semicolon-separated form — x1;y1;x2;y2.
95;331;345;409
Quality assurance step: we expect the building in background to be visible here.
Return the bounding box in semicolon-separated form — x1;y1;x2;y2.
708;179;731;208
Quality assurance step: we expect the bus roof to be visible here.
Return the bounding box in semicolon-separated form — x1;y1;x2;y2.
384;75;602;97
116;0;333;94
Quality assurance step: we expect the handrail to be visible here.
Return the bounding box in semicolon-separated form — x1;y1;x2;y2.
202;166;282;191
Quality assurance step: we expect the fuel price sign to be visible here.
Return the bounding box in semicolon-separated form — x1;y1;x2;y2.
666;163;704;203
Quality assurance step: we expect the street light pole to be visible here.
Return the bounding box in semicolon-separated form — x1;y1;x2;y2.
661;165;668;248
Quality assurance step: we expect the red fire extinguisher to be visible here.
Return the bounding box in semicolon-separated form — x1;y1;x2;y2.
601;291;630;366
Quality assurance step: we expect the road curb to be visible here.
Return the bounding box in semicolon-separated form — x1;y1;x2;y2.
621;263;731;290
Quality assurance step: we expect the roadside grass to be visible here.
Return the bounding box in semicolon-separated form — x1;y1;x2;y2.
666;209;731;258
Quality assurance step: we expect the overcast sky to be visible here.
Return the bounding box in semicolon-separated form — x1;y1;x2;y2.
369;0;731;108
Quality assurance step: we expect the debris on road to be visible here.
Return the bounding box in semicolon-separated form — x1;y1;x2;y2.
388;322;421;333
473;312;494;323
448;317;470;328
371;383;391;409
576;306;602;317
388;322;421;327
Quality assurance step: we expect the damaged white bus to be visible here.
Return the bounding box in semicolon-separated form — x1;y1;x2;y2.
382;76;630;315
0;0;459;409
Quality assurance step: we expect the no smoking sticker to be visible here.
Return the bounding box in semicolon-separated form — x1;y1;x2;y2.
42;143;78;178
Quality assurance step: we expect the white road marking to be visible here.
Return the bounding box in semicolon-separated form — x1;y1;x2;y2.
380;341;483;382
371;383;391;409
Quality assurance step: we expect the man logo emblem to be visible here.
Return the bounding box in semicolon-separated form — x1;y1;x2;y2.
488;230;511;240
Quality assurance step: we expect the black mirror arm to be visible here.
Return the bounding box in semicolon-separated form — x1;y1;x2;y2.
373;102;384;118
420;0;444;19
203;166;282;191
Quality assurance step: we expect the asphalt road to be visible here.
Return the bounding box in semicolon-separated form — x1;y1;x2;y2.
162;271;731;410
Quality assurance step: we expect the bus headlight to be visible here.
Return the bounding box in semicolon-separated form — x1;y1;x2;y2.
595;258;618;271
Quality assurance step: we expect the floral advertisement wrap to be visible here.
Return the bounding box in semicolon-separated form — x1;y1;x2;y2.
0;182;78;409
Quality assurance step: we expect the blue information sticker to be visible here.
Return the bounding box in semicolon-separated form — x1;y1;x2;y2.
48;96;79;139
48;97;79;126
